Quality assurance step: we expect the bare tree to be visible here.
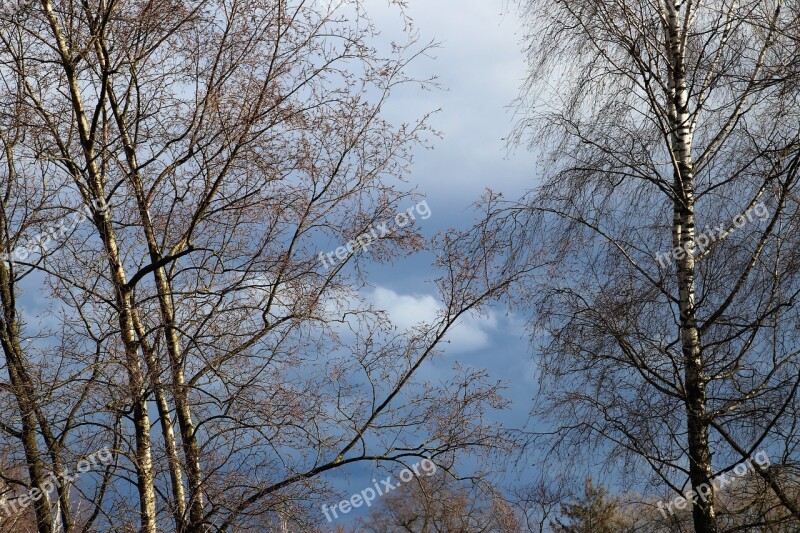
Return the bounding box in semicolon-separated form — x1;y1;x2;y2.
0;0;531;532
0;78;85;533
356;470;519;533
505;0;800;531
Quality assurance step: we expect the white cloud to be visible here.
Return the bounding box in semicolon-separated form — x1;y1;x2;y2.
367;286;497;353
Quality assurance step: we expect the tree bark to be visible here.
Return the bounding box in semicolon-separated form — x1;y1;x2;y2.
40;1;159;527
0;204;53;533
667;3;717;531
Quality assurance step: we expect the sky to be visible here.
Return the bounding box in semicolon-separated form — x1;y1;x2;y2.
319;0;542;526
375;0;536;205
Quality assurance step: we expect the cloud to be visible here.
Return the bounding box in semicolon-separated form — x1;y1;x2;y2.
367;286;497;353
361;0;538;204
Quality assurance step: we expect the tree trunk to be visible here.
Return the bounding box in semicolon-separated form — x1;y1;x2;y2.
132;310;189;532
41;2;160;528
0;219;53;533
667;4;717;531
105;85;208;531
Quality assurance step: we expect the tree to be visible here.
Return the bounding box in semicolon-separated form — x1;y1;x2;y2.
0;0;530;532
506;0;800;531
551;478;632;533
0;85;79;533
357;470;520;533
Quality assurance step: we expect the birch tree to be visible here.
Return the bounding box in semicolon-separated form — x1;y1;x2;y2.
0;0;527;531
0;100;68;533
509;1;800;531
